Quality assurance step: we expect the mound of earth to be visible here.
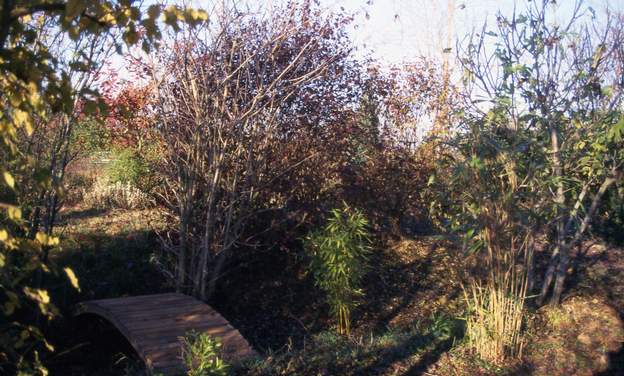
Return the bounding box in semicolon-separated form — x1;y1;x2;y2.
526;296;623;375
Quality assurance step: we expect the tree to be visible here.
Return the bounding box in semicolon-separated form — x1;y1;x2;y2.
0;1;207;373
99;62;156;153
451;0;624;305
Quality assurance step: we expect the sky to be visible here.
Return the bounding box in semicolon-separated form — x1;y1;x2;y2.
109;0;623;82
314;0;624;64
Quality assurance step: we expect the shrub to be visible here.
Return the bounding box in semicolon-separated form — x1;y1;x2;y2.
306;204;371;335
180;331;229;376
106;148;150;188
596;187;624;245
72;118;111;156
64;171;96;207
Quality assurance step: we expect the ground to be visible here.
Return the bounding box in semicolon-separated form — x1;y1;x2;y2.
45;206;624;375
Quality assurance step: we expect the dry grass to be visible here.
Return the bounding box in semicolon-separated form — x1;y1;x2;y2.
463;275;527;364
462;220;530;365
82;178;151;210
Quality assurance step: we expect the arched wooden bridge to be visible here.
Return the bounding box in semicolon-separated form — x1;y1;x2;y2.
74;293;256;375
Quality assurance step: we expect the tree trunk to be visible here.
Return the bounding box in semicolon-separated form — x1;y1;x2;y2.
526;234;536;293
538;124;566;305
536;248;558;305
204;251;227;301
550;245;569;304
550;175;618;304
177;213;189;293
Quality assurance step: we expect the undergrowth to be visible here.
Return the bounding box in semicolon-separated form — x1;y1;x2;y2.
238;314;463;375
180;331;229;376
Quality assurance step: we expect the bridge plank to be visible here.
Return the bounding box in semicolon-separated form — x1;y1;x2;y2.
74;293;256;375
124;315;226;332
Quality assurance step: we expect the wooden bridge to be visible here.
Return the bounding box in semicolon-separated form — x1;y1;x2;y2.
74;293;256;375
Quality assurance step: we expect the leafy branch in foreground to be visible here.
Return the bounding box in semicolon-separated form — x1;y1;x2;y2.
0;1;207;373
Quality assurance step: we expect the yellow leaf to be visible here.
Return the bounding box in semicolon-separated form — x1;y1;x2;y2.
24;119;33;135
44;339;55;352
35;232;47;244
39;290;50;304
99;13;116;25
162;6;182;29
9;91;23;107
13;109;29;127
0;229;10;241
23;287;50;304
64;267;81;291
186;9;208;22
36;232;59;246
3;171;15;188
49;236;60;246
7;206;21;220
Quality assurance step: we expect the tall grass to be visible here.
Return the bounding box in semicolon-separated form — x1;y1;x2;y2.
464;274;527;363
463;224;530;364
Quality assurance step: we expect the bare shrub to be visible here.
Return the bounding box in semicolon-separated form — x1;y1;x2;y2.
151;2;357;300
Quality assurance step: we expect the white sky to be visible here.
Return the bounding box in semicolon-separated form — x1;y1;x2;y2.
109;0;622;82
318;0;624;64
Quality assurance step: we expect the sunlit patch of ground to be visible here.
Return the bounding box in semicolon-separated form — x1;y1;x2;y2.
526;296;623;376
56;207;165;237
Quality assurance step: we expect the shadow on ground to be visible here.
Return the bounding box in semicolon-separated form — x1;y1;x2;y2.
47;315;146;376
43;208;168;375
